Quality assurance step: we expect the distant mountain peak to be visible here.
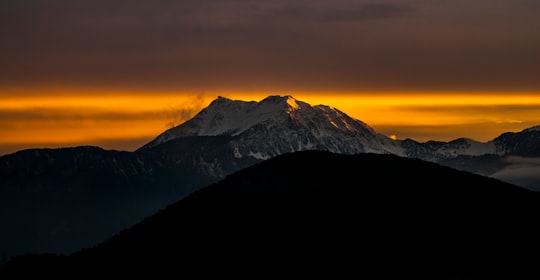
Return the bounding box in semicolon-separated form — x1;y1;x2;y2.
141;95;400;155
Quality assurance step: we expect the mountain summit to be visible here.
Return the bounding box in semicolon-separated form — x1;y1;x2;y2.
141;95;400;159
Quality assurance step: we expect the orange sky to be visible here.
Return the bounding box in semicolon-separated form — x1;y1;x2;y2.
1;1;539;155
1;91;539;155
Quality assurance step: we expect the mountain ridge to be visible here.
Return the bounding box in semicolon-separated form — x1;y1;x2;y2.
3;151;539;278
142;95;539;158
139;95;540;189
0;94;539;260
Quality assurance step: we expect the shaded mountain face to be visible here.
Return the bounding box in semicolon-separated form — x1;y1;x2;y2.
0;146;215;258
3;151;539;278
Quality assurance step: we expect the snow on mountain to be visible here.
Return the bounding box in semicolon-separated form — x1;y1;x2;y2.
442;138;496;156
399;137;498;162
142;95;402;158
139;95;540;189
492;125;540;157
427;138;497;158
428;125;540;159
142;95;540;161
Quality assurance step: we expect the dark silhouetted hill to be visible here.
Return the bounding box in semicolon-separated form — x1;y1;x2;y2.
3;151;540;278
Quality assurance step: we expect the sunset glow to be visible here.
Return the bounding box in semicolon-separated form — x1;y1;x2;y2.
1;0;538;156
2;91;539;155
2;0;540;267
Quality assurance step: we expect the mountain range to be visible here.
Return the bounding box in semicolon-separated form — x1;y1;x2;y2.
3;151;540;278
141;95;540;187
1;95;539;260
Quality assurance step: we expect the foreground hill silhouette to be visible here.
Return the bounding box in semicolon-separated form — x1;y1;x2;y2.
3;151;540;278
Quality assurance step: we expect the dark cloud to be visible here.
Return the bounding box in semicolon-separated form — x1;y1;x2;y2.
0;0;538;93
318;3;413;21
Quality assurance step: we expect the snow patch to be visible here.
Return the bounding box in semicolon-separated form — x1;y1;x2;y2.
248;151;270;160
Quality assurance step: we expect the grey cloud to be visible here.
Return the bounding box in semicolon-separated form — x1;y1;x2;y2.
318;3;413;22
0;1;415;51
0;0;538;92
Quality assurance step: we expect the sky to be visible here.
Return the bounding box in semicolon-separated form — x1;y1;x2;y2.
1;0;539;155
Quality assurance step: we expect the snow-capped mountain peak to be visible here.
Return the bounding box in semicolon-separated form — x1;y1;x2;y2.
185;95;310;137
141;95;399;155
136;94;540;188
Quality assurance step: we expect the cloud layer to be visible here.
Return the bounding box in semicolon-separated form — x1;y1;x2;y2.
1;0;539;93
492;156;540;191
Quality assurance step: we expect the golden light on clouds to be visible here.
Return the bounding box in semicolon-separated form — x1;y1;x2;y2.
1;91;540;155
1;0;538;156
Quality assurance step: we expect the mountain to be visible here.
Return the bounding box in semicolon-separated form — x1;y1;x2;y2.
139;95;401;177
0;146;214;258
402;125;540;160
140;95;540;189
3;151;539;278
141;95;396;154
0;94;400;259
1;94;538;260
402;125;540;190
